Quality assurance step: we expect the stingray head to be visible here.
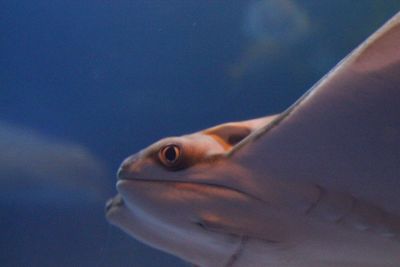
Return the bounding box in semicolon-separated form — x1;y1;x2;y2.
106;116;288;266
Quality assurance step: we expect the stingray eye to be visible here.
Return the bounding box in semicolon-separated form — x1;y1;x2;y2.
159;144;181;167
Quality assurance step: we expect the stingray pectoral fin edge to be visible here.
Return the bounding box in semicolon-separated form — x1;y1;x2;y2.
232;11;400;215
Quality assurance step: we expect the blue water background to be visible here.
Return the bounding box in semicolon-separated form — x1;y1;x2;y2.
1;1;399;266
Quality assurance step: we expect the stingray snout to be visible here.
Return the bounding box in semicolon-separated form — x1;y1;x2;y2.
117;154;140;180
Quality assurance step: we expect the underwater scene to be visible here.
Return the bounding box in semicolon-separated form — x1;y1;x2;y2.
2;1;400;266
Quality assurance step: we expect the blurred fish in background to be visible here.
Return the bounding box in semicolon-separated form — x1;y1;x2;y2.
0;121;109;204
244;0;309;43
230;0;310;79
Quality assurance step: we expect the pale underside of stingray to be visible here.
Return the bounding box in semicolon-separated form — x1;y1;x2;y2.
106;11;400;267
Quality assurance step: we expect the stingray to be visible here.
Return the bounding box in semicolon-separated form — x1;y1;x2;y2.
106;12;400;267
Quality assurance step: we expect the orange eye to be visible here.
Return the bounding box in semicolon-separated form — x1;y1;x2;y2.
159;144;181;167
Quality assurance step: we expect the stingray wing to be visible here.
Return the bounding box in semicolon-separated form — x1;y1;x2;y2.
232;12;400;213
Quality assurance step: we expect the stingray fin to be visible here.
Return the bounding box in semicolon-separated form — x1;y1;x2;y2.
231;12;400;213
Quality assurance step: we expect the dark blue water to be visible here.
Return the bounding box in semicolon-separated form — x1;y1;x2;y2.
1;1;399;266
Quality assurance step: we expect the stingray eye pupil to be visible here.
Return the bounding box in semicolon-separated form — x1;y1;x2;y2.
165;146;177;162
160;144;181;166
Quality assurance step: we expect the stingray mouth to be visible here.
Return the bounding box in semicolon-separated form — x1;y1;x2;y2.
105;194;125;219
116;178;262;202
115;160;252;198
